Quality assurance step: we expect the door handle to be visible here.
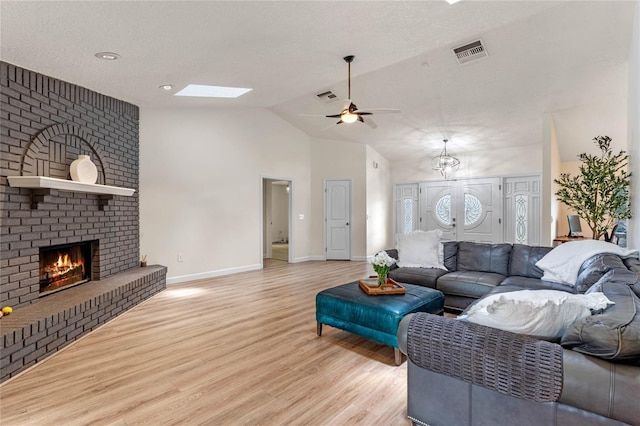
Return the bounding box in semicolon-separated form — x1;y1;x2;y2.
346;222;350;226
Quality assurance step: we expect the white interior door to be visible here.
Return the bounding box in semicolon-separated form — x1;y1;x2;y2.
420;178;502;243
325;180;351;260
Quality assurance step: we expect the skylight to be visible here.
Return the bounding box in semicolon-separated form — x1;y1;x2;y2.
174;84;252;98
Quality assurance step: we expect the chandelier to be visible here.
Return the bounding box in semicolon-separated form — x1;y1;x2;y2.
431;139;460;178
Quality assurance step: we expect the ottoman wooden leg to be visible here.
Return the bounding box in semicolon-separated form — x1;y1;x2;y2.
317;322;323;336
394;348;402;365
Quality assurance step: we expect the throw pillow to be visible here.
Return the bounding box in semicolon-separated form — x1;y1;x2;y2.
396;230;445;269
458;289;614;340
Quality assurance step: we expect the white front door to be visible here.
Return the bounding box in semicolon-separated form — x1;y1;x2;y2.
325;180;351;260
419;180;456;240
420;178;502;243
458;178;502;243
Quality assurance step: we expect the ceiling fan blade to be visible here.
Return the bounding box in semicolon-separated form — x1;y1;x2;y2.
362;117;378;129
299;113;331;117
321;121;342;131
357;112;373;116
325;114;342;118
357;108;401;114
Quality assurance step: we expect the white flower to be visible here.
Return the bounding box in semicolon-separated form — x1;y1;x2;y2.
370;251;396;268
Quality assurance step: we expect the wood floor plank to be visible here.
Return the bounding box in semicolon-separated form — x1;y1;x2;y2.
0;260;411;425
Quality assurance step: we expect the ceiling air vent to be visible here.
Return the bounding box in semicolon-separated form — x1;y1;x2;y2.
316;90;339;103
452;39;488;65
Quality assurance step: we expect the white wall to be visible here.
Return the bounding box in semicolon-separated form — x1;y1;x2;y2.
549;122;561;241
139;107;311;283
366;145;393;255
541;113;556;247
391;144;541;184
309;138;367;260
628;2;640;250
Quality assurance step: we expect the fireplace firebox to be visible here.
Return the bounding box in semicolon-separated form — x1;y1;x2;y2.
39;242;93;295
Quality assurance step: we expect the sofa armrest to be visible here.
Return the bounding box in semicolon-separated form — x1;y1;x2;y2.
397;313;413;355
403;313;563;402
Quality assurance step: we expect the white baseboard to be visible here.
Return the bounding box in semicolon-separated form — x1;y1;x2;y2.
293;256;367;262
167;257;368;284
292;255;325;262
166;263;262;285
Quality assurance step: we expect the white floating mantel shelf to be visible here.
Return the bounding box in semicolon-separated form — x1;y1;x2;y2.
8;176;135;196
8;176;135;210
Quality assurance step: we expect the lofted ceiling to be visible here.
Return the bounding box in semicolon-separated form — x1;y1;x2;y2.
1;1;635;168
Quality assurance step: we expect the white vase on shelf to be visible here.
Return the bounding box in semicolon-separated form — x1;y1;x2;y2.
70;155;98;184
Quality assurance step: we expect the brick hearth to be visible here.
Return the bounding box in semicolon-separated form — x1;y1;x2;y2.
1;266;166;382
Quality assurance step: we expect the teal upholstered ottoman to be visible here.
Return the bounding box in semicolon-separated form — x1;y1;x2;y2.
316;282;444;365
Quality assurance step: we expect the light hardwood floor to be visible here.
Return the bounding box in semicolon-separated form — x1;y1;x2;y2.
0;260;412;426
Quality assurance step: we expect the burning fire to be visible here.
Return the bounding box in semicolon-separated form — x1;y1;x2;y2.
45;253;85;277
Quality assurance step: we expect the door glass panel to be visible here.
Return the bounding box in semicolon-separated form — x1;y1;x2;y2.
435;193;483;226
464;194;483;225
435;194;452;225
403;199;414;234
515;194;528;244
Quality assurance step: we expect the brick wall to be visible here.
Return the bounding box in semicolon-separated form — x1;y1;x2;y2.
0;62;140;308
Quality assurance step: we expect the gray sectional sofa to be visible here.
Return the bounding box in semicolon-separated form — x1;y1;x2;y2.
389;241;640;426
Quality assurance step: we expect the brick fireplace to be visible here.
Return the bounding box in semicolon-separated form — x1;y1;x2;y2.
0;62;167;382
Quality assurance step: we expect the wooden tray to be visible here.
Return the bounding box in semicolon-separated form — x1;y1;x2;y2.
358;278;405;295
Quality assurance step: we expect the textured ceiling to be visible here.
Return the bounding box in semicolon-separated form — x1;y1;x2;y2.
1;1;635;165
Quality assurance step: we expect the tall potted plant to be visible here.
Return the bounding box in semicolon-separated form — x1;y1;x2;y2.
554;135;632;241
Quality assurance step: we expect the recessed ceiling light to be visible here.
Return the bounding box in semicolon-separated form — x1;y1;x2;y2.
445;0;462;4
159;84;174;91
174;84;252;99
95;52;120;60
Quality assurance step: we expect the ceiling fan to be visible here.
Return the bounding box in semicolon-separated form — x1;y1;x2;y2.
304;55;400;129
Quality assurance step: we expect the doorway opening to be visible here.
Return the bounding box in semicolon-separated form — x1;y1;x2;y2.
262;178;292;264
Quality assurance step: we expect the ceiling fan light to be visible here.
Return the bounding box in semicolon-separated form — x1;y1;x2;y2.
341;111;359;124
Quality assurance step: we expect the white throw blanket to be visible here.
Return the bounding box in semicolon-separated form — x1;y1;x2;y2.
535;240;639;286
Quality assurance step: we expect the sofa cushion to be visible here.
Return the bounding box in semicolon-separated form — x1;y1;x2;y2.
443;241;458;271
509;244;552;278
457;242;511;276
437;271;504;299
396;230;445;269
562;281;640;361
575;253;629;293
459;289;613;340
500;276;578;293
389;267;448;289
